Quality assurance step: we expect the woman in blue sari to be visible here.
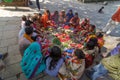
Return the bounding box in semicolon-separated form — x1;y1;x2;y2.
20;42;46;79
65;9;74;23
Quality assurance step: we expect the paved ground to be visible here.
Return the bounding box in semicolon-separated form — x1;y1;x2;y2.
0;0;120;80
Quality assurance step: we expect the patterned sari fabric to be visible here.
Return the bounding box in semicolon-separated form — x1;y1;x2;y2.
20;42;46;79
101;54;120;80
59;57;85;80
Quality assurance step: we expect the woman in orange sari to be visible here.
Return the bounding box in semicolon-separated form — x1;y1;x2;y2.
41;10;52;28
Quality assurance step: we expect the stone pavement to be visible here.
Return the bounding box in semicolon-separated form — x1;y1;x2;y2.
0;0;120;80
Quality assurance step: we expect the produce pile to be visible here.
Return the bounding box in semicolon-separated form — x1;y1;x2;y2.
49;28;83;50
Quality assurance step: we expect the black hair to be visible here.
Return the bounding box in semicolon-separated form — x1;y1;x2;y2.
39;13;42;16
75;12;78;16
89;37;98;46
117;42;120;47
86;41;95;50
90;24;96;30
96;32;103;38
32;17;37;22
22;15;27;21
46;10;51;20
74;49;85;59
31;36;37;41
25;27;33;35
25;20;33;26
49;46;62;70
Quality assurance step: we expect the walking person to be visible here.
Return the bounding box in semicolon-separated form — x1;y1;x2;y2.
102;6;120;35
36;0;40;11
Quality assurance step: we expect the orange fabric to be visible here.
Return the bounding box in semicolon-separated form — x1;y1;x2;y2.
98;38;104;48
23;33;34;42
111;7;120;22
41;12;49;28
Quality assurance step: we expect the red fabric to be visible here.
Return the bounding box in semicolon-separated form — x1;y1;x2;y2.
64;25;70;29
85;54;94;68
111;7;120;22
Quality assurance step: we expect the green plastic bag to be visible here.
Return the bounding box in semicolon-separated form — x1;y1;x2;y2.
4;0;13;3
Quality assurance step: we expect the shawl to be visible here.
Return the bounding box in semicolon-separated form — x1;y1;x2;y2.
23;33;33;43
20;42;46;79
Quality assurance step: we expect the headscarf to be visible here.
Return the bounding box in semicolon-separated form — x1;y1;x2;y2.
66;9;74;22
20;42;46;79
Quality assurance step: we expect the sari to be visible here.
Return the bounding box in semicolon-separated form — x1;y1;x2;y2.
23;33;34;43
59;58;85;80
41;12;49;28
110;45;120;56
70;17;80;28
111;7;120;22
66;11;74;22
101;54;120;80
20;42;46;79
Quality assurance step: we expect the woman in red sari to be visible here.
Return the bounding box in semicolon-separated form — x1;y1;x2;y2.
70;12;80;28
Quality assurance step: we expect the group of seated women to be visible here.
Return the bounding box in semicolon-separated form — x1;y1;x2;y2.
18;9;120;80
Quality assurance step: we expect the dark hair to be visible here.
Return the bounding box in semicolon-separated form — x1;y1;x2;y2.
25;20;33;26
86;41;95;50
32;17;37;22
54;11;58;14
96;32;103;38
117;42;120;47
25;27;33;35
39;13;42;16
46;10;51;20
90;24;96;30
69;9;73;12
22;15;27;21
74;49;85;59
49;46;62;70
75;12;78;16
89;37;98;46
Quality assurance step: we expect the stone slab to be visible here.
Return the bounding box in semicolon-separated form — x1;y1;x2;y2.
0;37;18;47
1;63;22;79
4;54;21;65
0;47;8;54
8;44;20;56
2;30;19;39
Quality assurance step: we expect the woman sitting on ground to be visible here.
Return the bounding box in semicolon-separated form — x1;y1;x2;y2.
83;40;98;68
41;10;52;28
19;15;27;39
59;49;85;80
51;11;59;25
20;42;46;79
70;12;80;28
65;9;74;24
86;53;120;80
59;10;66;26
45;46;64;77
19;27;34;56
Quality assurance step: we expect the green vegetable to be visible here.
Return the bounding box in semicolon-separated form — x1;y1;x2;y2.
52;37;61;45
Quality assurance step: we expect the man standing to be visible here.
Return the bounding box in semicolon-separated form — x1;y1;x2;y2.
102;6;120;35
